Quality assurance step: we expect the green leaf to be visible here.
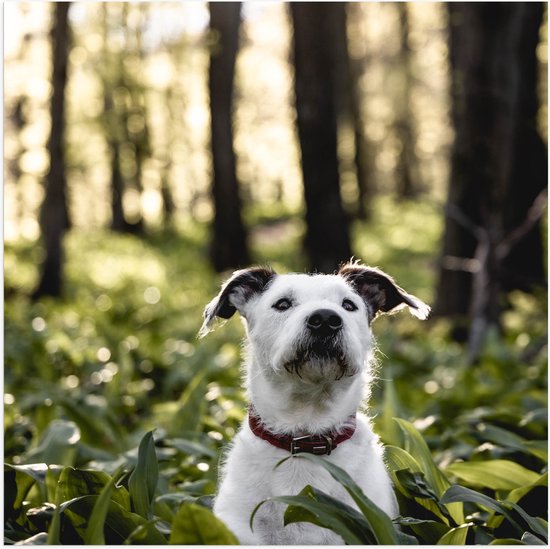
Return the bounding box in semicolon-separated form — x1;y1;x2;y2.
128;431;158;519
521;532;547;545
165;437;217;459
440;485;547;541
396;517;449;545
4;464;43;515
56;467;130;511
475;424;547;460
62;495;167;544
437;524;470;545
168;370;208;437
58;397;121;451
23;420;80;466
489;538;525;545
287;453;402;544
506;473;547;506
83;466;124;544
47;466;64;545
446;460;540;491
394;419;450;497
169;503;238;545
394;419;464;525
13;532;49;545
385;445;423;477
395;469;454;524
251;486;371;545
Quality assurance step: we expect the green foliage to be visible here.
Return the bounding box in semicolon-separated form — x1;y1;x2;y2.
4;205;547;544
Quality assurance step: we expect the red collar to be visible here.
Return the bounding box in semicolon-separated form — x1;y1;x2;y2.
248;407;356;456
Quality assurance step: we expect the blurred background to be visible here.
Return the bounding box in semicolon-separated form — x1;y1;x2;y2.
3;2;548;541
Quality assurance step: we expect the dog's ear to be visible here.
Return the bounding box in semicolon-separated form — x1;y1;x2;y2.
338;263;430;321
199;266;276;337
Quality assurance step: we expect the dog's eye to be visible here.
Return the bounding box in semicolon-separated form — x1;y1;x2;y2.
342;299;358;312
272;298;292;311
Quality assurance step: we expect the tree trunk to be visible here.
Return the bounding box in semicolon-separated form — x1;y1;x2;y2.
291;2;352;273
346;2;374;220
435;3;547;347
501;3;547;292
208;2;250;272
394;2;419;200
33;3;71;299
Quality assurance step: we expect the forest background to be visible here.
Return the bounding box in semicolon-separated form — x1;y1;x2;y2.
4;2;549;545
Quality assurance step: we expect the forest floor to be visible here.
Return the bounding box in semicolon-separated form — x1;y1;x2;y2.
4;197;547;544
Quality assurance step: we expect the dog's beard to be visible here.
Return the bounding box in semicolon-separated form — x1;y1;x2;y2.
282;337;355;381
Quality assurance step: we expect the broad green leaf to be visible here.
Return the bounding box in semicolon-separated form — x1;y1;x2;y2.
386;446;455;525
168;370;208;436
128;431;158;519
84;466;124;544
4;464;43;514
385;445;447;522
169;503;238;545
385;445;423;477
289;484;385;544
394;419;464;525
522;441;548;462
47;468;64;545
251;488;369;545
165;437;217;459
56;467;130;511
292;453;401;544
440;485;546;541
521;532;547;545
394;419;450;496
488;474;547;530
62;495;167;544
446;460;540;491
397;517;449;545
58;397;121;451
437;524;470;545
13;532;49;545
395;469;454;524
23;420;80;467
489;538;526;545
475;424;547;460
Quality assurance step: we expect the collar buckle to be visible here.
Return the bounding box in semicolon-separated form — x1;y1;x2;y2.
290;434;333;456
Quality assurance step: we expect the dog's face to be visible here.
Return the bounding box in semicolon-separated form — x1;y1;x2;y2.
200;263;430;383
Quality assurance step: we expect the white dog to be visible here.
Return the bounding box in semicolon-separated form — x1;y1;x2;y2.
200;262;430;545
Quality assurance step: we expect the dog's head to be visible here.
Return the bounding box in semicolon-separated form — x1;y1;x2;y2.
200;262;429;381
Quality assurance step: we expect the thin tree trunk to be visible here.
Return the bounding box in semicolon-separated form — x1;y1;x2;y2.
291;2;352;273
208;2;250;272
435;3;547;349
33;3;71;299
394;2;419;200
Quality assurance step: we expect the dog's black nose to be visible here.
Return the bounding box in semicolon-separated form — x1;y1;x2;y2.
306;309;343;336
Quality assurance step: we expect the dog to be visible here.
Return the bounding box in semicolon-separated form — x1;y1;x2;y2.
199;261;430;544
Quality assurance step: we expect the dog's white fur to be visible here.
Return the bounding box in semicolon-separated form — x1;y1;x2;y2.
200;264;429;545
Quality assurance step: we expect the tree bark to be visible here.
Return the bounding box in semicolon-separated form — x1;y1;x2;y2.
208;2;250;272
291;2;352;273
33;3;71;299
435;3;547;342
394;2;419;200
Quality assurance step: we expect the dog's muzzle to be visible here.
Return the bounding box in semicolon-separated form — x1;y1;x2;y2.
282;308;352;378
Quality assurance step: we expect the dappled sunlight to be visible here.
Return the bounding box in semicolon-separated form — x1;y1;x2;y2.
4;2;460;238
4;2;547;545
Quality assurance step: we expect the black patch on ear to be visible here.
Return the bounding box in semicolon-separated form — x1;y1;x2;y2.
338;262;430;321
200;266;276;336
